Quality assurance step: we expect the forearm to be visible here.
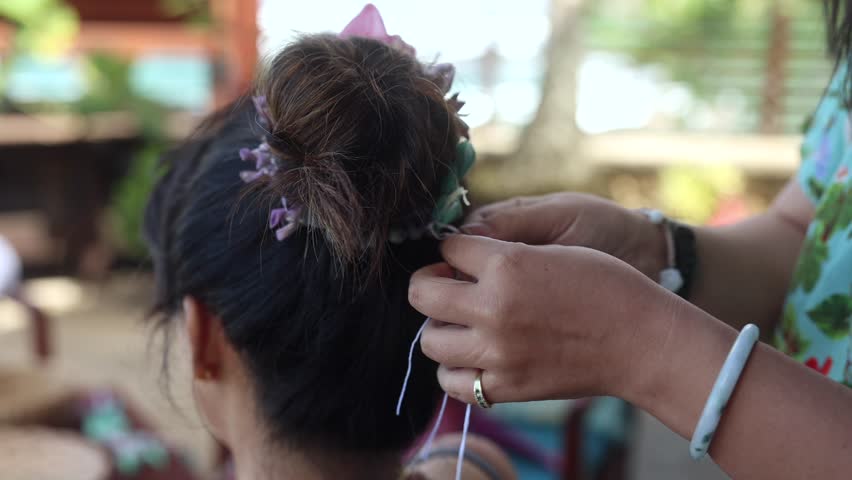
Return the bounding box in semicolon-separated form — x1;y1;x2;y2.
633;299;852;480
688;211;803;331
674;179;812;331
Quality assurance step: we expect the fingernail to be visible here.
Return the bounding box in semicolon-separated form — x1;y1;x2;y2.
460;222;490;236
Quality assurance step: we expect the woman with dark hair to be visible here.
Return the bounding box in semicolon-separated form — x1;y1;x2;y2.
411;1;852;479
144;5;514;479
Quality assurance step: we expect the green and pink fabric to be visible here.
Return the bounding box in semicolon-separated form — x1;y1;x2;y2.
774;64;852;386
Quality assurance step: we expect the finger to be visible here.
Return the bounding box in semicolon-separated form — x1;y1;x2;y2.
415;261;457;280
468;200;573;246
436;366;512;405
477;205;555;244
439;234;511;277
409;263;478;326
420;320;486;368
464;196;543;225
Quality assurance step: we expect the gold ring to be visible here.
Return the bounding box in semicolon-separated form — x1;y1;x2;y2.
473;371;491;409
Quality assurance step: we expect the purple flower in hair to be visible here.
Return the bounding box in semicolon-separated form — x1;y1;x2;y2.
269;197;302;241
239;142;279;182
426;63;455;94
252;95;272;130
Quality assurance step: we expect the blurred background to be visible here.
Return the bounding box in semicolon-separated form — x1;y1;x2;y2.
0;1;830;479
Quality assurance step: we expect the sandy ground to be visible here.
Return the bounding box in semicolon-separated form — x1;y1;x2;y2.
0;274;731;479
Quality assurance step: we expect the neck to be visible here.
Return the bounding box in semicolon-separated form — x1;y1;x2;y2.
230;438;317;480
226;420;402;480
212;373;402;479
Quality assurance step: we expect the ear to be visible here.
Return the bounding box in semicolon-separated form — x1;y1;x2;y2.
183;296;227;381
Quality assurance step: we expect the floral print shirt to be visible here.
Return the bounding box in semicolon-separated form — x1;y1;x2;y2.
774;65;852;386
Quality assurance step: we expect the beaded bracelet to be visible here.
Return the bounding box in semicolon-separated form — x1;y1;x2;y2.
690;323;760;460
638;209;684;292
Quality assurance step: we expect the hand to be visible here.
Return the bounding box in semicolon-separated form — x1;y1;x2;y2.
408;234;679;405
463;193;667;280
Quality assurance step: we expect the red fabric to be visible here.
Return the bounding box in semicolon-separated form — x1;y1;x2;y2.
805;356;833;375
708;196;750;227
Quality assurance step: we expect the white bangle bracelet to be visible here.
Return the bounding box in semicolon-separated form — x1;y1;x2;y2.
690;323;760;460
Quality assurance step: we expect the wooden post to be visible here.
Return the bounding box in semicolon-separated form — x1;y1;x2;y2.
761;3;790;134
211;0;259;106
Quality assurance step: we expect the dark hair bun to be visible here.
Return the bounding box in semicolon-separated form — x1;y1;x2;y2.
258;34;465;277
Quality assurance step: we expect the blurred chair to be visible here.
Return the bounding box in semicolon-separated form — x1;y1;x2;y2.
0;234;69;427
0;234;21;298
0;236;201;479
0;234;52;363
424;396;635;480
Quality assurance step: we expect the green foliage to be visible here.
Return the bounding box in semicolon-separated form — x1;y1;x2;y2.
73;55;169;258
585;0;827;103
159;0;211;26
640;0;741;41
112;146;164;256
0;0;79;98
0;0;201;258
73;54;168;140
589;0;821;53
0;0;79;57
657;165;744;223
807;294;852;339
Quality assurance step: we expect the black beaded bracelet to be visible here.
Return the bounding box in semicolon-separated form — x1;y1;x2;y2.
669;221;698;300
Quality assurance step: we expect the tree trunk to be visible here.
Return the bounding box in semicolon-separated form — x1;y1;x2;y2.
513;0;585;183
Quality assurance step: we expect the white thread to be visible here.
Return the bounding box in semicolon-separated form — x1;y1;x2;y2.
396;317;472;480
397;317;431;416
429;222;461;240
443;186;471;208
419;392;449;460
455;403;472;480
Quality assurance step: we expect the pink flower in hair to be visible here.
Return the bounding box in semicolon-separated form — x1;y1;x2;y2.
339;4;415;57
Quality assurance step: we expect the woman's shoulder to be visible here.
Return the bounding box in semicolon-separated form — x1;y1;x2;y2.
798;64;852;203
